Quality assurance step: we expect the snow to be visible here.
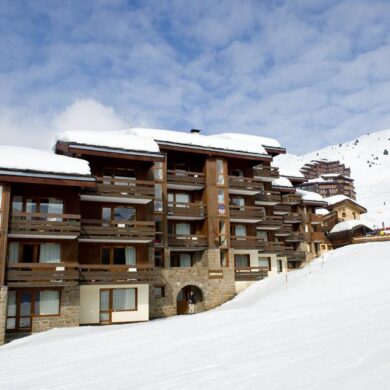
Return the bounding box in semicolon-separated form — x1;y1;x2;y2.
307;176;326;183
54;130;160;153
127;128;269;156
296;188;324;202
272;176;293;188
315;208;330;215
0;146;90;176
274;129;390;228
277;167;305;179
324;195;366;210
211;132;280;149
330;219;372;233
1;242;390;389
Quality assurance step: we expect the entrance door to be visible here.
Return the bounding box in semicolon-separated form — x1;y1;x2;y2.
177;287;190;315
6;291;33;331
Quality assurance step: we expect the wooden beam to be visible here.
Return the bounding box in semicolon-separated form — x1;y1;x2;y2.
0;184;11;285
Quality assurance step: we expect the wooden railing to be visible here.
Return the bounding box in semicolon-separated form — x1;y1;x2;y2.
253;166;279;178
285;232;305;242
229;205;265;219
81;220;154;241
230;236;265;249
235;266;269;281
273;204;291;214
79;264;155;283
264;242;285;254
284;213;303;224
167;170;205;186
6;262;79;286
257;215;283;228
9;212;80;236
168;234;208;249
83;176;154;200
285;249;306;262
311;232;325;241
275;226;293;236
256;191;281;203
167;202;206;218
304;214;323;224
228;176;264;191
282;194;302;204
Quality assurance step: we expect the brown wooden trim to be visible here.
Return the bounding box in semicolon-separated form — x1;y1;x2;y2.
0;174;95;187
0;184;11;285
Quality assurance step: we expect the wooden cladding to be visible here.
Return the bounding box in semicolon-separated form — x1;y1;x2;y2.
283;213;303;223
281;194;302;204
230;236;265;249
285;232;305;242
304;214;323;224
167;170;205;186
256;191;281;203
229;205;265;219
228;176;264;191
83;176;154;200
253;166;279;178
80;220;154;242
285;249;306;262
9;212;80;237
167;202;206;218
311;232;325;242
257;215;283;228
235;266;268;281
168;234;208;249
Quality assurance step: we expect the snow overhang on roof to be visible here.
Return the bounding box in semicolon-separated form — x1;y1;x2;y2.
330;220;372;234
272;177;293;189
324;195;367;213
296;189;327;206
127;128;271;159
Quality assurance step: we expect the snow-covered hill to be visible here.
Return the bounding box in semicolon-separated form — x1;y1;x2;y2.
1;242;390;389
274;129;390;228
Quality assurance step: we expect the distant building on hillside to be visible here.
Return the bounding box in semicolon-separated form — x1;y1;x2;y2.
300;159;351;179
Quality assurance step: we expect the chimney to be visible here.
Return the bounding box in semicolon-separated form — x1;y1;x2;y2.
190;129;201;134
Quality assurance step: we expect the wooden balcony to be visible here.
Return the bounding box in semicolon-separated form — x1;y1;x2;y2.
230;236;265;249
228;176;264;196
79;264;154;284
253;166;279;181
9;212;80;239
167;202;206;220
229;205;264;223
304;214;323;225
255;191;281;206
80;220;154;243
285;232;305;242
167;170;205;191
273;204;291;215
285;249;306;262
81;177;154;204
168;234;208;251
264;242;285;254
257;215;283;230
6;262;79;287
235;266;269;281
283;213;303;224
282;194;302;205
311;232;325;242
275;226;293;236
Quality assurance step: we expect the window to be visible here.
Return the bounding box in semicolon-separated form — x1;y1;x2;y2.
154;286;165;298
168;192;190;206
171;253;193;267
155;216;163;244
352;212;356;219
231;197;245;207
235;254;250;268
102;206;136;227
100;288;137;323
220;249;229;267
173;222;191;236
342;212;346;218
155;184;163;212
256;231;268;242
8;242;61;264
216;159;225;185
217;189;226;215
219;220;227;246
154;162;163;180
101;246;136;265
35;290;60;315
277;260;283;273
258;257;271;270
154;249;164;267
234;224;247;237
103;168;136;185
12;197;64;216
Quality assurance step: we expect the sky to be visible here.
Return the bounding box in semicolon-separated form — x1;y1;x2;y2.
0;0;389;154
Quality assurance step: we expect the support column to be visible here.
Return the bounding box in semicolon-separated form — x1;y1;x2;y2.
0;286;7;345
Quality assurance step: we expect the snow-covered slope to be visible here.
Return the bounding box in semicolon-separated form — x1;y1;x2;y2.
1;242;390;390
274;129;390;228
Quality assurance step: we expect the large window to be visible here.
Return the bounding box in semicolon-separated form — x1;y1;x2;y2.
235;254;250;268
154;184;163;212
258;257;271;270
100;288;137;323
102;206;136;225
103;168;136;185
101;246;136;265
8;242;61;264
169;222;191;236
171;253;192;267
168;192;190;205
233;224;247;237
216;159;225;185
12;197;64;216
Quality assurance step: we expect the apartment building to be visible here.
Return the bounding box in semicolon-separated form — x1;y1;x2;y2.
0;129;328;343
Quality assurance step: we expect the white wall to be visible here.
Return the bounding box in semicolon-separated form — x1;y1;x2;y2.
80;284;149;325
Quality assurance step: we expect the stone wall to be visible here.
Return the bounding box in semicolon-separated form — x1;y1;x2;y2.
0;287;7;345
32;286;80;333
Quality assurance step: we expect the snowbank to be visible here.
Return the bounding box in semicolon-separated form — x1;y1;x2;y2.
0;146;90;176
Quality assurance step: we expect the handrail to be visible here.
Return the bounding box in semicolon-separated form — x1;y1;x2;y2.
11;211;80;220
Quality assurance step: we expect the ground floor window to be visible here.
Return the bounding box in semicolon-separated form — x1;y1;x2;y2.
277;260;283;273
6;289;61;331
258;257;271;270
235;254;250;268
100;288;137;324
154;286;165;298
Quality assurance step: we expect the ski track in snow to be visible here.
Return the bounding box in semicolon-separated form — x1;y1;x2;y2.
1;242;390;389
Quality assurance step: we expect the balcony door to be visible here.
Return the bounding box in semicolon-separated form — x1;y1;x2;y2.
6;291;33;331
102;206;136;227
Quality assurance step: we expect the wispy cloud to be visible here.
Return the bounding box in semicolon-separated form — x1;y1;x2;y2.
0;0;389;153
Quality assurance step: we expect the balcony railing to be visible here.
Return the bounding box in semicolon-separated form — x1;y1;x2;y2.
257;215;283;229
255;191;281;204
167;202;206;218
311;232;325;242
273;204;291;215
82;177;154;202
253;166;279;179
264;242;285;254
6;262;79;287
9;212;80;237
167;170;205;187
282;194;302;204
235;266;269;281
285;248;306;262
228;176;264;192
304;214;323;224
275;226;293;236
230;236;265;249
80;220;154;242
168;234;208;249
229;205;265;220
283;213;303;224
285;232;305;242
79;264;155;284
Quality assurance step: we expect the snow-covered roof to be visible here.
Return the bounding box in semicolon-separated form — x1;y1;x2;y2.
321;173;353;180
278;168;305;179
211;132;281;149
54;130;160;154
0;146;91;176
127;128;269;156
272;177;293;188
324;195;367;212
315;208;330;216
296;189;325;203
330;220;372;234
307;177;326;183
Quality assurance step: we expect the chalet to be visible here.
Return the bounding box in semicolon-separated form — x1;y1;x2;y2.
327;220;372;248
0;128;330;344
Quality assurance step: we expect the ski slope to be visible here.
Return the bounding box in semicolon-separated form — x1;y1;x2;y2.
274;129;390;228
1;242;390;389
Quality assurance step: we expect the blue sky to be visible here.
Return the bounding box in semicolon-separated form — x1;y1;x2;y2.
0;0;389;154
